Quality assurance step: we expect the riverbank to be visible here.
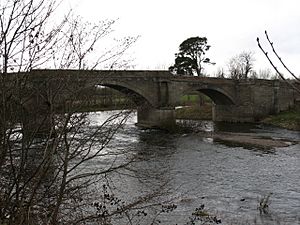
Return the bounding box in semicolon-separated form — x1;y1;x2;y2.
175;104;212;120
175;104;300;148
175;104;300;131
70;100;300;131
261;106;300;131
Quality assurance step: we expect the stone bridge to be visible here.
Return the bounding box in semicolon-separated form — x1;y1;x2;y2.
26;69;298;129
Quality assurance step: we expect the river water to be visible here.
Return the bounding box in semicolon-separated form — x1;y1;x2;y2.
88;111;300;225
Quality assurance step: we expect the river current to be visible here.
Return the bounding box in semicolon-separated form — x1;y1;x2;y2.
88;111;300;225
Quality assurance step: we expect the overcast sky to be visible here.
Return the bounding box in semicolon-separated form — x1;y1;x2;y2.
63;0;300;76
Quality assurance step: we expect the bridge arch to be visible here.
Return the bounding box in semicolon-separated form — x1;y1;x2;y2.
196;88;235;105
97;82;176;129
179;86;235;106
97;82;155;107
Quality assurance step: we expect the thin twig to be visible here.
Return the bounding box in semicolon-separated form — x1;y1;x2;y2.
256;37;300;94
265;30;300;82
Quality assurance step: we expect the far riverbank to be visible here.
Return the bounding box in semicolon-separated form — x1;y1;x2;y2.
175;104;300;131
261;105;300;131
73;98;300;131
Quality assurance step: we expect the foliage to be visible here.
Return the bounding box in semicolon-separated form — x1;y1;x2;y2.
170;37;214;76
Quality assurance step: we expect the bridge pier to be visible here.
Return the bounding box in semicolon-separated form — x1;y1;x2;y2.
136;105;176;130
213;105;257;122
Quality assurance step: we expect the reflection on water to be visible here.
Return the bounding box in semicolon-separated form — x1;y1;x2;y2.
88;111;300;224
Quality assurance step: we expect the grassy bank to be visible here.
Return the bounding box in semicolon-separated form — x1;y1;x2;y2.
171;94;213;120
175;103;300;131
262;106;300;131
175;104;212;120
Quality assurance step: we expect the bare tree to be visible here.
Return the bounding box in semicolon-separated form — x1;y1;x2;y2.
228;51;255;80
0;1;171;225
256;68;272;79
51;15;138;70
214;67;226;78
227;56;240;80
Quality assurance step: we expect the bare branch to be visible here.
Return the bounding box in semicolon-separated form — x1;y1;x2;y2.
257;36;300;94
264;30;300;82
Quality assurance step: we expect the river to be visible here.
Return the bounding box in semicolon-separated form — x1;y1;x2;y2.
87;110;300;225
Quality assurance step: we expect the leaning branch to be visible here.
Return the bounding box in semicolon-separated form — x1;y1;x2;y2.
256;37;300;94
256;37;285;81
264;30;300;82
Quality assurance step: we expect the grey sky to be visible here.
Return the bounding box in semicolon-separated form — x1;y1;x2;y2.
64;0;300;76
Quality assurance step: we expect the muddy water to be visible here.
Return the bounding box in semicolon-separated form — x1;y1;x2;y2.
89;111;300;224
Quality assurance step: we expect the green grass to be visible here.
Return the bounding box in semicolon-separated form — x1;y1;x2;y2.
180;95;200;102
262;107;300;130
180;94;212;105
